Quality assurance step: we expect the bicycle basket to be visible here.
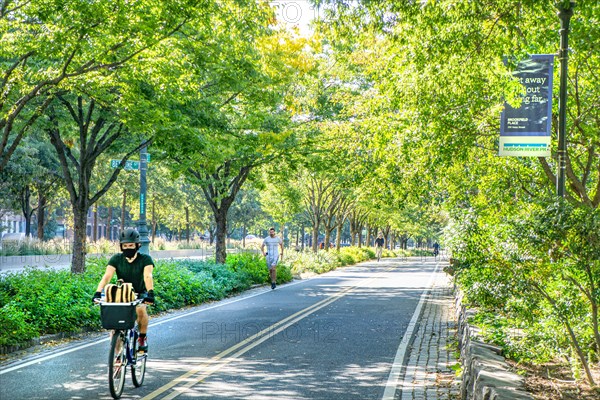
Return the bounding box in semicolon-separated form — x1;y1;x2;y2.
100;303;137;330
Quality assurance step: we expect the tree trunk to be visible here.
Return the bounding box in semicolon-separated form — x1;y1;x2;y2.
37;192;46;240
215;209;227;264
324;228;334;252
358;224;363;248
312;225;319;252
71;204;88;274
335;224;342;250
22;185;32;236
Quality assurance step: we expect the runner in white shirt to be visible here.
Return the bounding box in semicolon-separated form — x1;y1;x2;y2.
261;227;284;289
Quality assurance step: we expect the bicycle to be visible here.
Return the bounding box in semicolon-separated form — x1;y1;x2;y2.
375;246;383;262
97;298;148;399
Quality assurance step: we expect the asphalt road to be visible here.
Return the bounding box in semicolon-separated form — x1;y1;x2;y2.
0;257;441;400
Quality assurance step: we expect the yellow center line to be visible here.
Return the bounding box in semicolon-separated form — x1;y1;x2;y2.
143;266;395;400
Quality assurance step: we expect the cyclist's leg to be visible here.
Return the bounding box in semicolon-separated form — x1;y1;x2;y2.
135;304;149;334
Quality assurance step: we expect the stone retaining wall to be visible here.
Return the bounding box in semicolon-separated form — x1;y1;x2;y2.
456;294;533;400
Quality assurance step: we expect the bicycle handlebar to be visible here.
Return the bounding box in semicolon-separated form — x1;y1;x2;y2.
94;298;145;306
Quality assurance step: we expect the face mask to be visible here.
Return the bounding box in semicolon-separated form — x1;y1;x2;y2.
122;247;138;258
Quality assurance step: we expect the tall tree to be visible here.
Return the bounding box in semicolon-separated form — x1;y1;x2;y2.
0;133;60;237
0;0;203;173
157;5;314;263
46;95;148;273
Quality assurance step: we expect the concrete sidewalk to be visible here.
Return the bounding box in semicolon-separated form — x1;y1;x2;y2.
0;249;217;272
396;267;461;400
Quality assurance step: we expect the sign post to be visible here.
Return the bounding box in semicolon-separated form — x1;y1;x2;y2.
137;146;150;254
556;2;575;197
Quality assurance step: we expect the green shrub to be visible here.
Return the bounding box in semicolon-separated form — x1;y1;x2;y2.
284;249;345;274
276;265;293;283
226;253;269;284
0;302;39;346
179;259;252;296
336;251;355;266
151;260;216;312
0;265;103;337
339;247;373;263
448;199;600;383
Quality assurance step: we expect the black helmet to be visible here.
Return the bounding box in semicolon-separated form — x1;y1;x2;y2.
119;228;140;244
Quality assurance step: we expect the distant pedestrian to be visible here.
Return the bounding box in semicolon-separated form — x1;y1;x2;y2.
261;227;283;289
375;232;385;262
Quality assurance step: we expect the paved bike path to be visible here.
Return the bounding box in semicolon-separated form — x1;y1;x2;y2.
0;258;455;399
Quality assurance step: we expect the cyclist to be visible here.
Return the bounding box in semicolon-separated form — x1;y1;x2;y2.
433;242;440;257
374;232;385;261
93;228;155;353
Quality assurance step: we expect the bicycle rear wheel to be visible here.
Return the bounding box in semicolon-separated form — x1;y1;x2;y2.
131;339;147;388
108;332;127;398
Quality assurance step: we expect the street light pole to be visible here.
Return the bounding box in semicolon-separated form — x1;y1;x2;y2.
137;144;150;254
556;2;575;198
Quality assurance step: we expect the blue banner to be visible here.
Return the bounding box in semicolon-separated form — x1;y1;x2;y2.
499;54;554;156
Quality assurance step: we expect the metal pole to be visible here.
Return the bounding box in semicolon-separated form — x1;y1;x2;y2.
556;2;575;197
137;145;150;254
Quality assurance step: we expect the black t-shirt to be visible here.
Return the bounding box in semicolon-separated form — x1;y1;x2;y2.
108;253;155;293
375;238;385;247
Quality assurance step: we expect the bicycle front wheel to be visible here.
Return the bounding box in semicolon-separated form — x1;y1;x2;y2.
131;344;147;387
108;332;127;399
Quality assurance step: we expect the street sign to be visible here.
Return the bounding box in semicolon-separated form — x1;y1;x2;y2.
110;159;139;170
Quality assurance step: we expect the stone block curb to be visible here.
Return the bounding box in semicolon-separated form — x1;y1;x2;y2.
456;297;533;400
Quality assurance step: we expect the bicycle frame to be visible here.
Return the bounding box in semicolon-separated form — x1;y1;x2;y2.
114;326;139;366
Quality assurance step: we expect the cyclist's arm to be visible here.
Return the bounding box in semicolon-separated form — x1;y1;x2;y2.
96;265;117;292
143;265;154;291
279;239;284;257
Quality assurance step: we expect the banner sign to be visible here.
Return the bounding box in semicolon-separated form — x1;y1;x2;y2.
499;54;554;157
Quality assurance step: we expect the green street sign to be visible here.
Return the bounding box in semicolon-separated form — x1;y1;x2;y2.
110;159;139;170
